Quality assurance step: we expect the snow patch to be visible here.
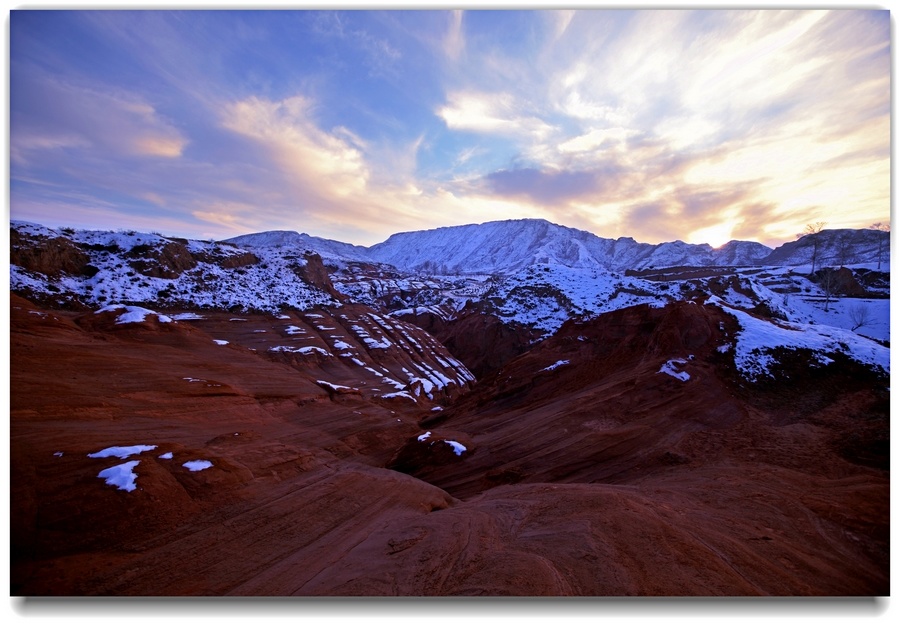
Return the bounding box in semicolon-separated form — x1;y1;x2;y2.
658;358;690;382
541;360;570;372
269;345;331;356
444;441;467;456
88;444;157;459
99;304;172;325
98;460;141;492
316;380;353;391
381;391;417;402
183;460;213;472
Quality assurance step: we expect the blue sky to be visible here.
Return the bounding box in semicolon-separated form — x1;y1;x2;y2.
8;8;891;247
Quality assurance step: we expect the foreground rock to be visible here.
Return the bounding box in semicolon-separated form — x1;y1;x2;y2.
10;295;887;595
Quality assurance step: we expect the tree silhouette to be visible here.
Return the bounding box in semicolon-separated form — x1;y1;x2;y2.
848;303;875;332
817;267;840;312
869;222;890;271
798;222;826;274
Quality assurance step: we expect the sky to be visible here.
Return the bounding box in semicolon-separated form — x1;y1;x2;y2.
7;7;891;248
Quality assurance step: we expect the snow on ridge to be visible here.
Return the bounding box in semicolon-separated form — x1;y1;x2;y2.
88;444;158;459
541;360;570;372
317;380;354;392
269;345;331;356
381;390;417;402
709;297;889;380
97;304;173;324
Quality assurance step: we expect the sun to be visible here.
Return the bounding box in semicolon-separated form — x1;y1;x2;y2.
688;222;735;248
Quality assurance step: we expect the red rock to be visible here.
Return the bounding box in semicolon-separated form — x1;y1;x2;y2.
10;295;888;596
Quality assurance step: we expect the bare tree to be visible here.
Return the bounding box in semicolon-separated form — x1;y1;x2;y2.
798;222;826;274
848;303;875;332
869;222;890;271
835;232;852;268
817;267;840;312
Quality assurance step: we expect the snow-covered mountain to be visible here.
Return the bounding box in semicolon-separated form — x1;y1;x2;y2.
12;219;890;342
225;230;370;263
760;228;891;272
226;218;886;276
366;219;777;274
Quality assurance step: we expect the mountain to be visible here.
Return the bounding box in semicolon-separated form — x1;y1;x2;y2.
227;218;887;275
11;218;891;351
224;229;370;263
761;228;891;271
361;218;778;273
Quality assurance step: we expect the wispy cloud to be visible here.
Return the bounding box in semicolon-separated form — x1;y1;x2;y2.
437;91;556;140
11;71;188;164
443;10;465;61
9;10;890;248
221;94;370;198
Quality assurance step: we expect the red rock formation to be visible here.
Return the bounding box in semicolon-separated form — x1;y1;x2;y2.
293;252;347;301
10;295;888;596
399;306;536;379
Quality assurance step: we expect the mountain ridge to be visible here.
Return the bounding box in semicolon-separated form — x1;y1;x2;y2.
225;218;885;275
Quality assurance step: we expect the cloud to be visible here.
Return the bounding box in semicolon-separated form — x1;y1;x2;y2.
221;94;370;199
9;10;889;249
11;72;187;163
481;165;626;207
437;91;556;140
443;10;465;61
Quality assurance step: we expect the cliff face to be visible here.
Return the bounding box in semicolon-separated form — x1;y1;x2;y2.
293;252;347;301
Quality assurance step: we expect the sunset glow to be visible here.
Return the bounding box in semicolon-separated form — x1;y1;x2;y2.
8;8;890;247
